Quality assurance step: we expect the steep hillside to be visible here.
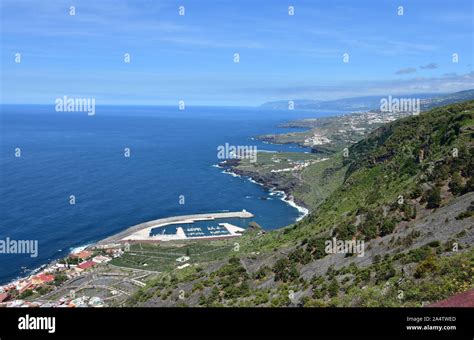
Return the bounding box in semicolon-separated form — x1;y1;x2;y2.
127;101;474;307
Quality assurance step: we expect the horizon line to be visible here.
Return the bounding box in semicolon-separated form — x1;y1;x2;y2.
1;88;472;109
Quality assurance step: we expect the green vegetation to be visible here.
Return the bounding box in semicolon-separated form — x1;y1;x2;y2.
110;241;236;272
53;273;68;286
227;151;346;210
126;101;474;307
272;258;299;282
456;201;474;220
425;187;441;209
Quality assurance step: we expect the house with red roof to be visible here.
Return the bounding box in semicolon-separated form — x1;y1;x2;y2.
0;293;10;303
77;260;96;270
18;282;33;294
31;274;55;285
71;250;93;260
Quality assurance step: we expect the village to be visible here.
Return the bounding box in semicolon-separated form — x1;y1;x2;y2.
258;108;415;152
0;245;125;307
270;156;328;173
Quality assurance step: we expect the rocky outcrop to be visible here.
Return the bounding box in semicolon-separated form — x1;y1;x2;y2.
219;160;308;209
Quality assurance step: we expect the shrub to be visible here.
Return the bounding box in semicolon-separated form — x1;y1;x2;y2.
254;266;268;280
426;187;441;209
53;273;68;286
336;223;357;239
414;256;439;278
403;247;432;264
272;258;300;283
18;289;33;299
449;173;464;195
289;248;311;265
307;237;327;260
375;263;396;283
410;186;423;199
328;279;340;297
362;223;378;240
380;219;396;236
427;240;441;248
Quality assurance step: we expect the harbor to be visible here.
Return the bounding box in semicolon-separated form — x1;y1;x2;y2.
97;210;254;245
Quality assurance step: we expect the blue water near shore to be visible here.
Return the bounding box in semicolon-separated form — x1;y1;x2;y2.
0;105;345;284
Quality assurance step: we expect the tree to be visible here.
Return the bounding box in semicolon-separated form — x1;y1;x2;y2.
449;173;464;196
254;266;268;280
336;223;356;239
54;273;68;286
464;177;474;193
375;263;396;283
410;205;417;219
288;265;300;282
307;237;327;260
210;286;221;302
328;278;339;297
18;289;33;299
438;164;450;180
414;255;439;278
362;223;377;240
272;258;300;283
426;187;441;209
380;219;396;236
410;186;422;199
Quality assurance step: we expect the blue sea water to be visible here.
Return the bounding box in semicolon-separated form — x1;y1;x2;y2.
0;105;343;284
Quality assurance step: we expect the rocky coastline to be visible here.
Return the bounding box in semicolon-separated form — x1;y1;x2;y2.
218;159;310;215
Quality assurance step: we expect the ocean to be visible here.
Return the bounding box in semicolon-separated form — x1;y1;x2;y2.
0;105;341;284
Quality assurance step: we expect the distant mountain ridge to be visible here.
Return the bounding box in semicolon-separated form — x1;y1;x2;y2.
261;89;474;112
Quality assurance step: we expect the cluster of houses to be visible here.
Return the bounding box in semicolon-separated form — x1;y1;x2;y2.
304;134;331;146
270;158;326;173
349;111;400;127
2;294;106;308
0;246;125;308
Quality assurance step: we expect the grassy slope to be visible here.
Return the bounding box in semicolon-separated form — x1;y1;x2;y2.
292;100;474;239
295;154;347;209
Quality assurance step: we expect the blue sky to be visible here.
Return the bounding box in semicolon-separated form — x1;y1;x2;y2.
1;0;473;105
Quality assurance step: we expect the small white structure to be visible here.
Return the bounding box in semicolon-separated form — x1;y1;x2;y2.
176;256;190;263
